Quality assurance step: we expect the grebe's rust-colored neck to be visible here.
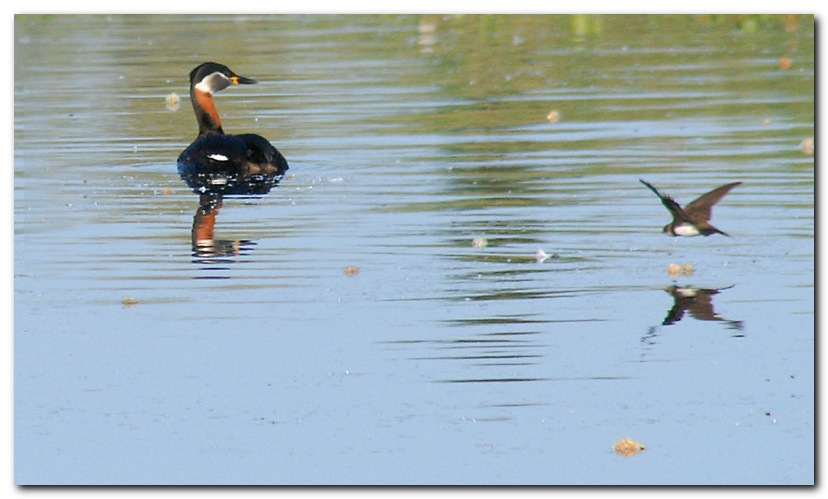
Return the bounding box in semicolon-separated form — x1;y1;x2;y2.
191;87;224;136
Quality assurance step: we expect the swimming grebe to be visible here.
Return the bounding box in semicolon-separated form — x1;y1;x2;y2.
639;179;741;237
177;62;288;195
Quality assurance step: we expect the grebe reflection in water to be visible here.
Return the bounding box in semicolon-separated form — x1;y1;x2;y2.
191;192;258;261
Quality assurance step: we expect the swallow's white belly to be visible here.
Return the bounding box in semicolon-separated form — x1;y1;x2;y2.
673;224;701;237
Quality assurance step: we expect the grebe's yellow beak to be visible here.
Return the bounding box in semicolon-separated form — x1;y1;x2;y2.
230;75;257;85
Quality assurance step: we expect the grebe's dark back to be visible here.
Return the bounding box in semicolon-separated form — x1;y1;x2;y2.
177;62;288;195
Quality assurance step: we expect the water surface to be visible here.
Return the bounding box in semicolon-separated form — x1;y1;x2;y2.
14;14;814;485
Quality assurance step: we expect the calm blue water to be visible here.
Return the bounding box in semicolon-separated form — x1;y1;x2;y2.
14;14;814;485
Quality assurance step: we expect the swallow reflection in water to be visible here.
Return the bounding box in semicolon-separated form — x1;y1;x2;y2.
661;285;743;331
639;179;741;237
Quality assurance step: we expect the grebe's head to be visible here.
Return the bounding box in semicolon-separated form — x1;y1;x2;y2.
189;62;256;95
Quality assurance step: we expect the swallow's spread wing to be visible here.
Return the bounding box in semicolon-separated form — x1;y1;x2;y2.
683;182;741;222
639;179;692;224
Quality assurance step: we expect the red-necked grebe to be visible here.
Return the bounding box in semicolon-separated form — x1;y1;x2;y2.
177;62;288;195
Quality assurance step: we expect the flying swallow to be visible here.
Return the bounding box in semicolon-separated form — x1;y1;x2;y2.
640;179;741;236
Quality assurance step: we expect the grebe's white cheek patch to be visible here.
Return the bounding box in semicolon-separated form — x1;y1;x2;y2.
208;153;229;162
194;80;214;94
195;72;233;94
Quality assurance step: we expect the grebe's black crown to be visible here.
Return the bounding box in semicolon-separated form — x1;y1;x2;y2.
190;62;232;85
189;62;257;90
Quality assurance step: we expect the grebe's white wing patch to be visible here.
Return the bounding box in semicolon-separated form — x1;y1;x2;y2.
208;153;229;162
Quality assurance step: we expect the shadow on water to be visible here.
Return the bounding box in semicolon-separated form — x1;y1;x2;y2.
643;285;744;344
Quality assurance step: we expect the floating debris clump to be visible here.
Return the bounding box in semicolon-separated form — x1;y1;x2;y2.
614;438;645;457
668;263;694;278
165;92;180;111
472;237;488;248
343;265;360;277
